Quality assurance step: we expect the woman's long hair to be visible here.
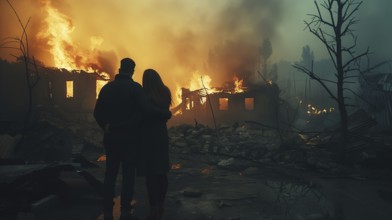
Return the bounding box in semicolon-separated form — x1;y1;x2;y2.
142;69;172;109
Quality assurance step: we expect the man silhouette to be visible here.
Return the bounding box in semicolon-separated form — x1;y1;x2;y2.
94;58;171;220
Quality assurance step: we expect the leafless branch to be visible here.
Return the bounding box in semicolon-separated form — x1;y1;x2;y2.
293;64;337;101
201;76;217;130
343;1;362;21
343;47;369;69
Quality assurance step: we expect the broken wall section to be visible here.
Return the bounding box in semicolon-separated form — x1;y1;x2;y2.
171;84;279;127
0;60;106;122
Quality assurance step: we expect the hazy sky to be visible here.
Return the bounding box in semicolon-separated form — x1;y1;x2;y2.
1;0;391;91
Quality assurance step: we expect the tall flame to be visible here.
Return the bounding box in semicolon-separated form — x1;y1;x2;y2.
233;76;244;93
37;0;109;79
174;72;247;105
38;0;76;70
175;71;222;104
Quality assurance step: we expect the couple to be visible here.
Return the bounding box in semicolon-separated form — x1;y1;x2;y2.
94;58;172;220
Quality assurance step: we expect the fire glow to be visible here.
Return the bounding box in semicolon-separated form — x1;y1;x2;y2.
66;81;74;98
175;72;246;105
306;104;335;116
171;163;182;170
1;0;285;107
38;0;75;70
233;76;244;93
37;0;110;79
96;80;107;99
97;154;107;162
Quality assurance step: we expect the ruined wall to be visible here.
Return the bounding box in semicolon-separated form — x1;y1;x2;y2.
0;60;30;121
171;85;279;127
359;73;392;131
0;61;100;122
78;73;97;111
209;87;278;126
47;69;98;112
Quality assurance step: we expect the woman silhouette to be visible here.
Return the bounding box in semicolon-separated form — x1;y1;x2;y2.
139;69;171;220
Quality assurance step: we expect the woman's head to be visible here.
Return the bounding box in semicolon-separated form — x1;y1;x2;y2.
142;69;163;91
143;69;172;107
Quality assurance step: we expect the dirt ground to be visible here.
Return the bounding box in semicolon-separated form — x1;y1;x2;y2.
5;150;391;220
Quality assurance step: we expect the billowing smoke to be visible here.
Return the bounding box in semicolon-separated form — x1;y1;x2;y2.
208;0;283;86
0;0;284;97
0;0;116;76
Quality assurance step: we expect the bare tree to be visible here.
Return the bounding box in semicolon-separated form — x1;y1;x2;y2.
293;0;368;149
1;0;40;127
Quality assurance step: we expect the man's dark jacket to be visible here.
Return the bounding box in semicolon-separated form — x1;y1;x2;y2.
94;74;169;146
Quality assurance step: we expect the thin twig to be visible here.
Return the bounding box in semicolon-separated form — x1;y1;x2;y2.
200;76;217;130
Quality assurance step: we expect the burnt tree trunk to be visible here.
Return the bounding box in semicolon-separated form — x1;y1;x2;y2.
292;0;371;163
335;0;348;148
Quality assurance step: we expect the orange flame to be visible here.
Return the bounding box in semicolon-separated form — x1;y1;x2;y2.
175;71;222;105
97;154;107;162
42;1;75;70
173;109;183;116
233;76;244;93
96;80;107;99
174;72;246;107
37;0;109;79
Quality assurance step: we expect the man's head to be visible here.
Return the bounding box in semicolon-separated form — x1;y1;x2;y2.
119;58;135;76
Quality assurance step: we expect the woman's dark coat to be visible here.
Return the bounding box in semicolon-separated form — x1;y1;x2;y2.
138;95;170;175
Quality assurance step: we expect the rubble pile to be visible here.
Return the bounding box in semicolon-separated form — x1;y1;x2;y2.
0;108;104;163
168;123;392;175
0;110;104;219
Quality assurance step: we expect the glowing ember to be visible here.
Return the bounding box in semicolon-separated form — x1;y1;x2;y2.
173;109;183;116
306;104;335;116
171;163;182;170
97;154;107;162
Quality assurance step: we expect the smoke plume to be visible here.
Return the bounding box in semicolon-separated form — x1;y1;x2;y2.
0;0;284;99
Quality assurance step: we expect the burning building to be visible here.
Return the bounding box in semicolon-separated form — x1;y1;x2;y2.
1;58;281;128
1;0;284;127
170;80;280;127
